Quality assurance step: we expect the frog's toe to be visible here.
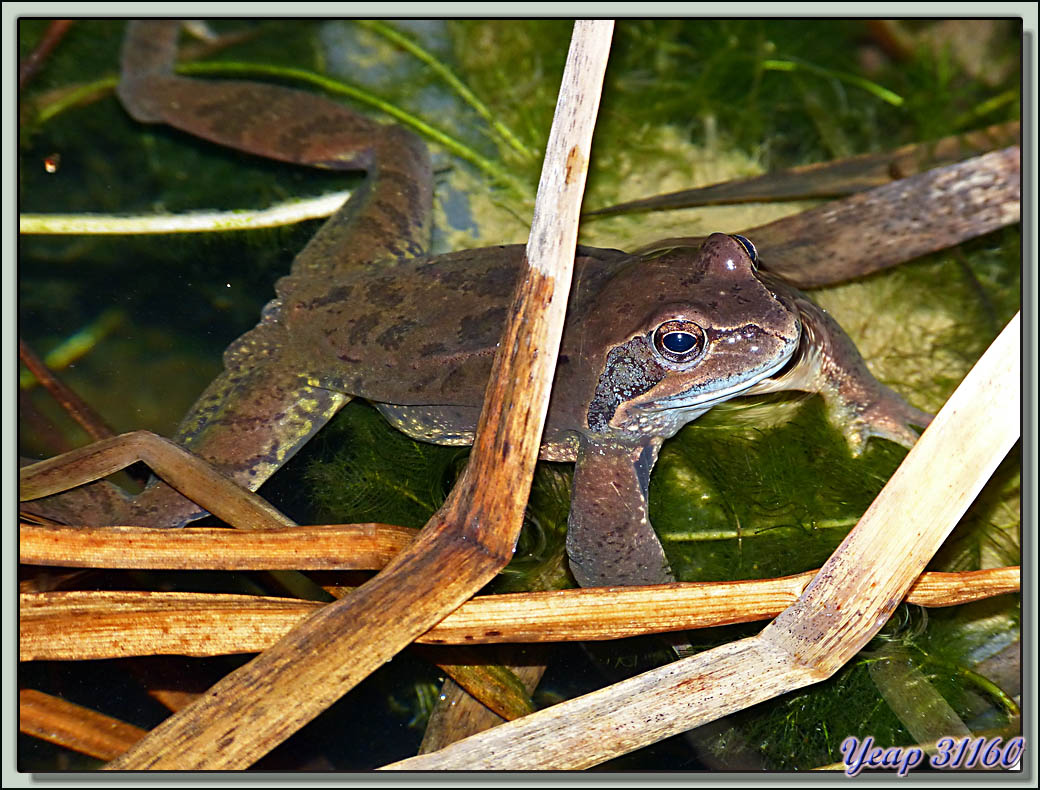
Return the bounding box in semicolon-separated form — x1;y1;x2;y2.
845;400;932;455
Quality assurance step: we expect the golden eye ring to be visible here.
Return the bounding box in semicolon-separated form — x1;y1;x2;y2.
653;320;705;364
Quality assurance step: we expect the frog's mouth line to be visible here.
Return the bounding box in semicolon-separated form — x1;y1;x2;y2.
649;344;798;413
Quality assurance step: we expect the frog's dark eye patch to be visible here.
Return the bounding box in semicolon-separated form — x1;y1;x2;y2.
730;234;758;268
653;320;705;364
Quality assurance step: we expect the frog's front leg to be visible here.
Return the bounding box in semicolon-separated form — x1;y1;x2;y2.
750;275;933;452
565;436;675;587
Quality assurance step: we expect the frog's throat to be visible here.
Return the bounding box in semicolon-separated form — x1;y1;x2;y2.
650;343;797;412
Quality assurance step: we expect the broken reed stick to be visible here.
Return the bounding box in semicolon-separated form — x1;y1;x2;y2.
382;311;1020;770
19;689;147;762
19;339;118;442
19;566;1019;661
102;20;615;770
748;146;1021;287
620;145;1020;291
587;121;1019;214
18;521;415;570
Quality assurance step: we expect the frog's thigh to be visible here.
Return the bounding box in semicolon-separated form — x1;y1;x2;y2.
173;321;350;494
376;404;479;446
566;438;674;587
118;21;433;276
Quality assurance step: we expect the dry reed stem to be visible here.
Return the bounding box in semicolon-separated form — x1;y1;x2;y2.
19;566;1019;660
19;521;414;570
19;689;147;762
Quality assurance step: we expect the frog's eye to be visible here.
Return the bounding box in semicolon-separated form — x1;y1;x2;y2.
653;320;706;364
730;234;758;268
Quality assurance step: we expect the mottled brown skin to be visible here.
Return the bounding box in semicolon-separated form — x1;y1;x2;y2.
43;21;930;589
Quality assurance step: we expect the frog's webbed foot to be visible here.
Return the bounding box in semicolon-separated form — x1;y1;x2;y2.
20;473;207;529
19;461;139;527
840;383;932;451
749;281;932;455
565;438;675;587
19;430;298;530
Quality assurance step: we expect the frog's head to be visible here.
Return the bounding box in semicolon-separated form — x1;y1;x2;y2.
579;232;800;439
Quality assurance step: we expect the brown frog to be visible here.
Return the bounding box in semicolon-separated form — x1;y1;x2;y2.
24;21;930;588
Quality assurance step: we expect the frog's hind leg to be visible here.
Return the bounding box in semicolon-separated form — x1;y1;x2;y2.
21;317;350;529
158;318;351;525
748;281;932;454
118;21;432;276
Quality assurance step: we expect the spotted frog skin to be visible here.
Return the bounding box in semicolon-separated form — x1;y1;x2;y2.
41;21;931;588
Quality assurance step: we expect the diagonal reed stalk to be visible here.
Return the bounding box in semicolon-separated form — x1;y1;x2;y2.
100;20;616;770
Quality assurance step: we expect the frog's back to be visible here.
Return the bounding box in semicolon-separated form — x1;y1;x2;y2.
278;244;626;407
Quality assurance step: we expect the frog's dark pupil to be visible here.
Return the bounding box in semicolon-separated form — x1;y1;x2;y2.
664;332;697;354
